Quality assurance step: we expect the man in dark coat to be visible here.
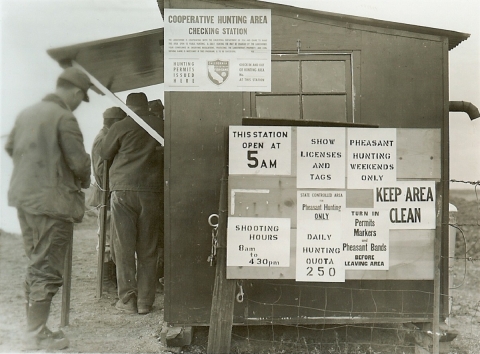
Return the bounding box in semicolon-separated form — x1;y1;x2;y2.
101;92;164;315
5;67;92;350
89;107;126;283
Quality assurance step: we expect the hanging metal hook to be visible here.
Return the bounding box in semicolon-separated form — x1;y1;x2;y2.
208;213;219;228
236;281;244;303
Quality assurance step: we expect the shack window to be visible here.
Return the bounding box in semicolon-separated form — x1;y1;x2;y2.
252;54;353;122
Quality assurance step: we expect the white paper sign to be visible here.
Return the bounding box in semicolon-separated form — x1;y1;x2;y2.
164;9;271;91
343;209;390;270
229;126;291;175
227;217;290;267
347;128;396;189
374;181;436;229
297;127;346;189
296;191;346;282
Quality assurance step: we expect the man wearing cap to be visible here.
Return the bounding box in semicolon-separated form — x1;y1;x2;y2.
5;67;92;350
101;92;164;315
89;107;126;285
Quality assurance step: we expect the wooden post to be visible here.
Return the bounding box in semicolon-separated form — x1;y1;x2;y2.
96;161;110;298
207;131;236;354
61;231;73;327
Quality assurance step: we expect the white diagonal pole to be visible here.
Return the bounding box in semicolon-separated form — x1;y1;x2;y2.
72;61;164;146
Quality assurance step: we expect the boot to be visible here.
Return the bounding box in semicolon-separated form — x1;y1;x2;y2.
24;300;69;351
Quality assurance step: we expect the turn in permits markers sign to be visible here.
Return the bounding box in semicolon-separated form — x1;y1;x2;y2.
343;209;390;270
374;181;436;229
164;9;271;91
227;217;290;267
229;126;291;175
297;127;346;189
347;128;396;189
296;191;346;282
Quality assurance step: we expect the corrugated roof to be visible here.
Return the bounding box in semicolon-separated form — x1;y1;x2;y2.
242;0;470;50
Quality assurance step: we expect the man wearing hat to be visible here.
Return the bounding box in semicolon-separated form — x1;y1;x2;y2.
89;107;126;284
5;67;92;350
101;92;164;315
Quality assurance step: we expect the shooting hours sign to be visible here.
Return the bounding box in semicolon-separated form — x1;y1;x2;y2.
229;126;292;175
227;217;290;267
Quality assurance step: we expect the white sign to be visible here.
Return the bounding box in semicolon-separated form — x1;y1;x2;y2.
297;127;346;189
343;209;390;270
374;181;436;229
164;9;271;91
296;191;346;282
227;217;290;267
229;126;291;175
347;128;396;189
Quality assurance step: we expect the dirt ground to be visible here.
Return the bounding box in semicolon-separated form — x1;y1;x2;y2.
0;211;170;354
0;189;479;353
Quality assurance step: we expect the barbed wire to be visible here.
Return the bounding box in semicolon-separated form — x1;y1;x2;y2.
450;179;480;186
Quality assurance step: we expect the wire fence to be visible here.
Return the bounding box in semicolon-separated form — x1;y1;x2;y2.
185;180;480;354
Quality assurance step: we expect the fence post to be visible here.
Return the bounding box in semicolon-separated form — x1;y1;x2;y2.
96;161;110;298
60;232;73;327
207;130;236;354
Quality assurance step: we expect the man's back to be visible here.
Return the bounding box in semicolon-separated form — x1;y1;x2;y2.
101;114;164;192
6;94;90;222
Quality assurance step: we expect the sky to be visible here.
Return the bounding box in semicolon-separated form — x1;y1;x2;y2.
0;0;479;233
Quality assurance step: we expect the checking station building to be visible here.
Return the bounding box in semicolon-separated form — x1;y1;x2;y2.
47;0;478;348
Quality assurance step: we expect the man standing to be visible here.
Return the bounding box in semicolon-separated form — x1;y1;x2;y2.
101;92;164;315
5;67;92;350
89;107;126;285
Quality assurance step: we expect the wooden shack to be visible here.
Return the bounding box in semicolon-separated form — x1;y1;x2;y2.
47;0;471;343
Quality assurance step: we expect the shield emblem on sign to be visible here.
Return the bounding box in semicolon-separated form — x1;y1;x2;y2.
207;60;229;85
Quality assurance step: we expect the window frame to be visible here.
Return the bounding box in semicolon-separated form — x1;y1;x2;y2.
248;53;355;122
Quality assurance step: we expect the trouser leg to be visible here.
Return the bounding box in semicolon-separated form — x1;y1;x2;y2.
17;209;71;350
137;192;162;308
18;209;72;302
111;191;138;303
17;210;33;319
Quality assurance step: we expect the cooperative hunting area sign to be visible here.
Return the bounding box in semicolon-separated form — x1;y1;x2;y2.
227;126;439;282
164;9;271;91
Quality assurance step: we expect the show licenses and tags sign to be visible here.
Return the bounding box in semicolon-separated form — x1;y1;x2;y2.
229;126;291;175
164;9;271;91
343;209;389;270
347;128;396;189
296;127;346;189
227;217;290;267
296;191;346;282
374;181;436;229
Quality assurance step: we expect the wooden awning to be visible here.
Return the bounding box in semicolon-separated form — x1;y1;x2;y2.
47;29;164;94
